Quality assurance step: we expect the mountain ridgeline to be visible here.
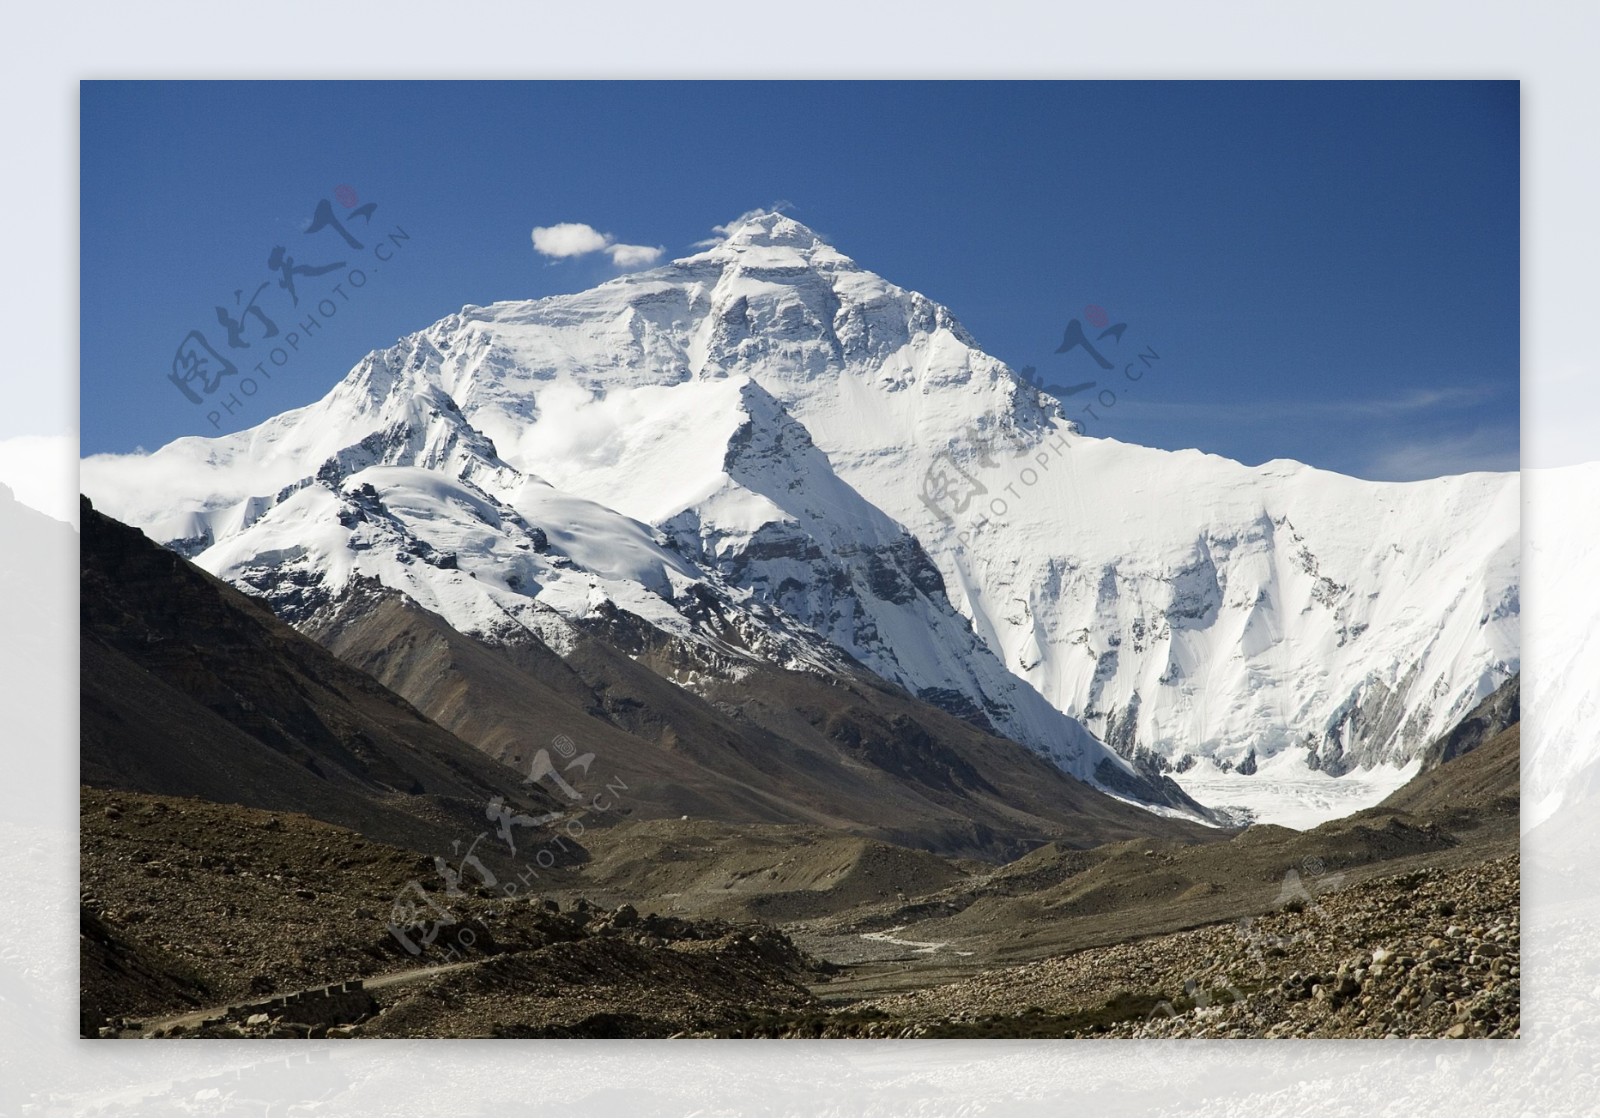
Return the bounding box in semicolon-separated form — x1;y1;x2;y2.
81;211;1519;823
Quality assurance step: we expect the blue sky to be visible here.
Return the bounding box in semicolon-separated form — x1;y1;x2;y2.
80;80;1518;479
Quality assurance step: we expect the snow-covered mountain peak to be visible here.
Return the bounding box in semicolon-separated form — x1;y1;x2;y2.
705;210;835;254
81;215;1518;827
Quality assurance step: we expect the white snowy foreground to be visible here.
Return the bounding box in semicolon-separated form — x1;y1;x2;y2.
82;212;1519;822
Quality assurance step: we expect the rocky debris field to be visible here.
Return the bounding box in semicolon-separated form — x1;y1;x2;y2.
81;784;449;1030
81;788;829;1038
360;920;818;1038
147;910;822;1040
843;855;1518;1039
83;785;1517;1040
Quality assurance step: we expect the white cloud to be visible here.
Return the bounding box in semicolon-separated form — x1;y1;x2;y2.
605;243;663;268
80;444;313;532
530;223;663;271
531;222;611;258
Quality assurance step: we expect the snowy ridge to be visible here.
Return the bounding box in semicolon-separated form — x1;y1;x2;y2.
82;212;1519;824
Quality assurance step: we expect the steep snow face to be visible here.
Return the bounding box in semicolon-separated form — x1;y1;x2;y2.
936;441;1520;776
414;213;1518;783
649;377;1118;783
82;212;1518;822
81;351;852;688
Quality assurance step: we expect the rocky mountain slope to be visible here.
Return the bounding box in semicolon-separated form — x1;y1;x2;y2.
313;579;1220;855
81;496;563;854
83;500;1210;860
1419;674;1519;770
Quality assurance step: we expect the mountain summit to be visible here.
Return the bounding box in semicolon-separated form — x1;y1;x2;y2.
82;214;1518;825
706;210;834;251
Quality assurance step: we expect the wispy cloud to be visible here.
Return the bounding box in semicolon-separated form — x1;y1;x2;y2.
1098;383;1508;426
1358;428;1521;481
531;222;663;269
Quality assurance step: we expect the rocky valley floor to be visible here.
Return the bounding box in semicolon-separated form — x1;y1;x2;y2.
82;763;1518;1040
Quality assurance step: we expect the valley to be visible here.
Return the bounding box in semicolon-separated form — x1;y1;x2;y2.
80;720;1518;1039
